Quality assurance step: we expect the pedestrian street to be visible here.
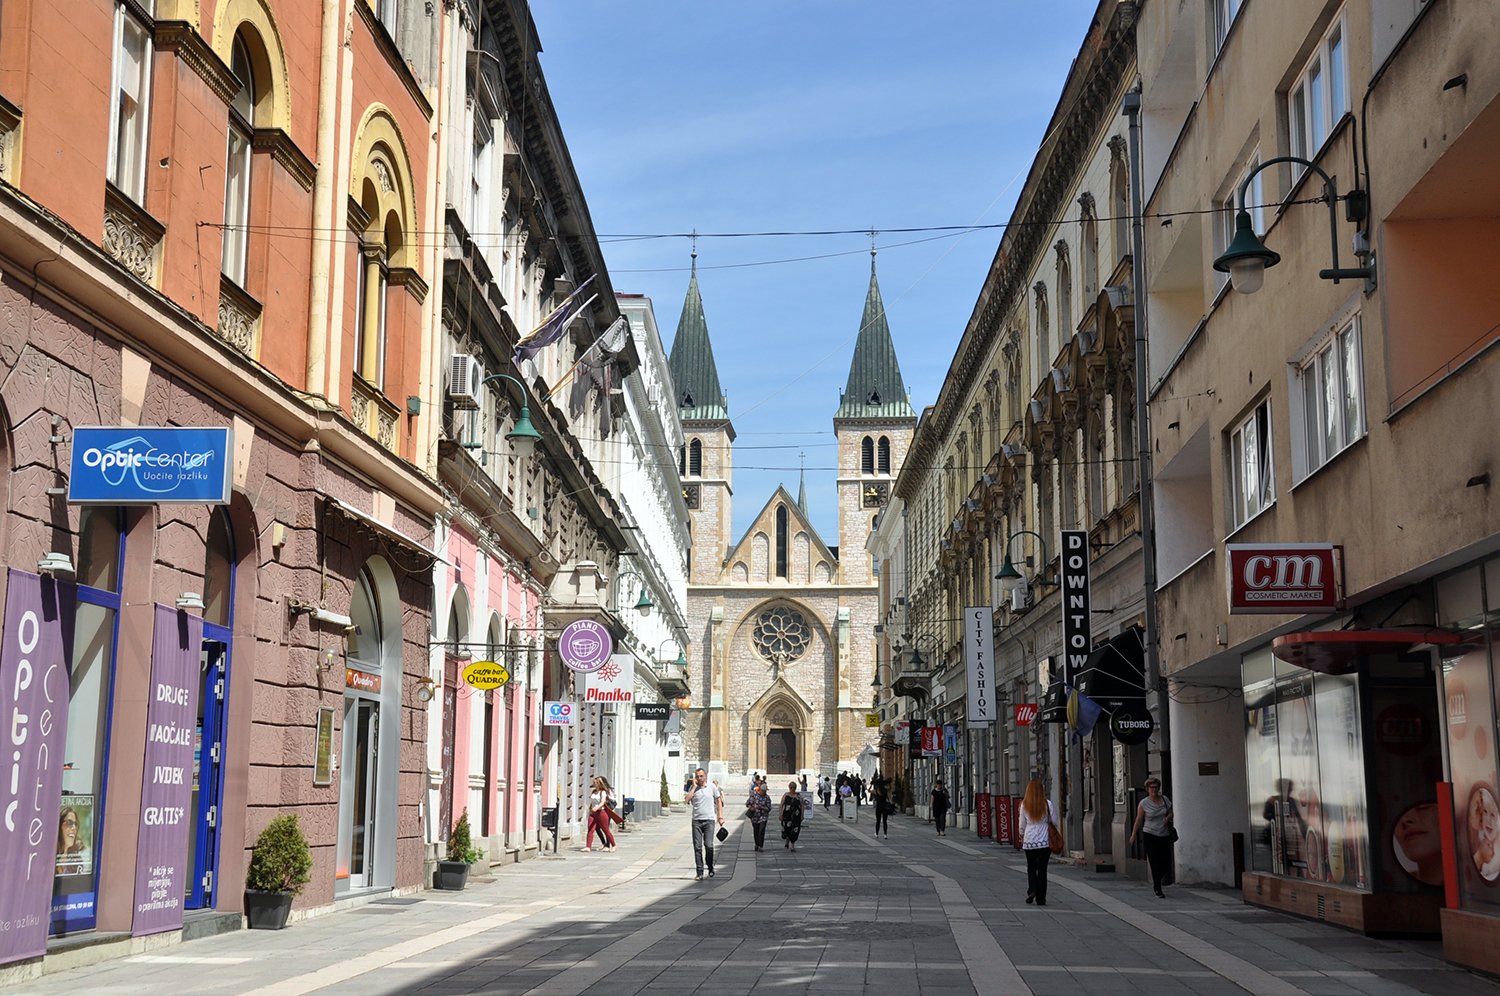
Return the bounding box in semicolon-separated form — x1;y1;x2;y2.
12;793;1497;996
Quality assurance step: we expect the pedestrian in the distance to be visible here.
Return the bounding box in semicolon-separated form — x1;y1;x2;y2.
931;779;951;836
1018;779;1056;906
821;775;833;809
601;776;626;829
871;773;891;838
685;767;724;880
1129;776;1175;898
781;780;804;851
799;772;809;792
585;776;616;852
746;781;772;850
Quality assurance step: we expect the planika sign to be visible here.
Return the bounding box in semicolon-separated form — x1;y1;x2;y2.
462;660;511;690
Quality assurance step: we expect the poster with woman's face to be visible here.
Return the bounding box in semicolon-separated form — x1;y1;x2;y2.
55;794;94;878
1443;647;1500;910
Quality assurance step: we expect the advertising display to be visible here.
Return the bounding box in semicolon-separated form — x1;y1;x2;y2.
133;605;203;936
558;619;612;674
1013;703;1037;726
942;725;959;766
920;726;941;756
994;794;1012;844
461;660;511;690
68;426;233;504
543;701;575;726
1443;644;1500;909
975;793;992;838
582;655;634;704
1059;530;1091;686
0;571;74;967
963;606;996;725
1226;543;1341;614
634;703;670;721
1367;683;1443;892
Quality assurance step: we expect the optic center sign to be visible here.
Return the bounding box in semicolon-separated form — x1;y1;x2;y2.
1227;544;1342;614
68;427;232;504
558;619;612;673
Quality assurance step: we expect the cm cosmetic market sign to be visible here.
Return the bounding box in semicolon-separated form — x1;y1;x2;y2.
68;427;232;504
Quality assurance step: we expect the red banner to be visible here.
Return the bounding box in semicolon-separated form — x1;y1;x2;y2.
994;794;1012;844
975;793;992;838
1014;703;1038;726
920;726;941;755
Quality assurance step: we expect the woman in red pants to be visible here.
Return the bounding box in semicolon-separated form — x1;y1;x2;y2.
585;776;616;851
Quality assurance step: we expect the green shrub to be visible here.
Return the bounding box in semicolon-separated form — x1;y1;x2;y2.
660;767;672;808
447;810;483;864
246;814;312;894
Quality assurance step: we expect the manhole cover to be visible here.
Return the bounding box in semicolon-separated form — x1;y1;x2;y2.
679;919;945;941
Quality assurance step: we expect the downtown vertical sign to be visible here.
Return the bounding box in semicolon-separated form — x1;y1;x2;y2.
1060;530;1092;690
963;607;995;726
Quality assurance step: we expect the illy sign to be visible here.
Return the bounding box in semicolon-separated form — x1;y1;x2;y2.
1227;544;1342;615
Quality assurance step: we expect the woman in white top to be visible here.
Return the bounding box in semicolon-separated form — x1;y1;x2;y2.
585;776;616;852
1017;779;1056;906
1129;776;1173;897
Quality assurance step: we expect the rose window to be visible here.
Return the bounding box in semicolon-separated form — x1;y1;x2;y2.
753;607;811;666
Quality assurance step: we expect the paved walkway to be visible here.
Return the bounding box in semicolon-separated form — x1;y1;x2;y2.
10;795;1499;995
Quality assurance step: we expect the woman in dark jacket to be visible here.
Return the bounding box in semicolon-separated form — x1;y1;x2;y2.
746;782;772;850
780;781;804;851
930;779;951;836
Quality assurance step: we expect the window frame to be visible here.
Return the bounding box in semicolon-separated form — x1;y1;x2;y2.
1294;314;1365;480
1228;396;1276;530
221;34;255;286
1287;12;1349;163
1213;0;1245;54
1215;150;1264;291
108;0;156;203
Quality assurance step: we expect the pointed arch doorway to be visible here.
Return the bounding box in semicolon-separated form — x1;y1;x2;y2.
765;725;796;774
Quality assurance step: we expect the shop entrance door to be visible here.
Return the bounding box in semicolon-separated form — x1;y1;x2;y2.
339;698;380;889
186;638;229;909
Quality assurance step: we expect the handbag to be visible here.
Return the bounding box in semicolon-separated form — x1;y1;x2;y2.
1047;820;1065;855
1167;819;1180;844
715;825;729;843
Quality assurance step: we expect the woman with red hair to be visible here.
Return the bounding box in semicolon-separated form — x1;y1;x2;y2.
1018;779;1056;906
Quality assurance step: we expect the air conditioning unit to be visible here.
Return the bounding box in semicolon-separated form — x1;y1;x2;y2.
449;354;483;409
1010;583;1033;614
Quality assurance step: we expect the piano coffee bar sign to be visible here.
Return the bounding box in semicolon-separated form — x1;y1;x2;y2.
1226;544;1342;615
68;426;233;504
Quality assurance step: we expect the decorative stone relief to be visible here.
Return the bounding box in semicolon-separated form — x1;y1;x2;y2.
752;606;811;667
351;387;371;429
216;291;257;355
372;158;394;193
377;407;397;449
103;202;158;284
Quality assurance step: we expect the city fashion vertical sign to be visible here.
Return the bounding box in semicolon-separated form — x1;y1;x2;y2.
132;605;202;936
963;606;995;725
1060;530;1092;687
0;570;74;966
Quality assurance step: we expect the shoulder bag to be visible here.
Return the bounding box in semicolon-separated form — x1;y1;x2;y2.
1047;819;1065;855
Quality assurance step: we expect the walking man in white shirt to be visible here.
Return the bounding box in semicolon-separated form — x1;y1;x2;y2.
685;767;724;880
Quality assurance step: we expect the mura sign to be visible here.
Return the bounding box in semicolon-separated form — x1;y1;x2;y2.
68;427;232;504
1226;544;1342;615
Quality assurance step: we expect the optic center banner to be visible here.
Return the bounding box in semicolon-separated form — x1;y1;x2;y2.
132;605;203;936
0;570;75;967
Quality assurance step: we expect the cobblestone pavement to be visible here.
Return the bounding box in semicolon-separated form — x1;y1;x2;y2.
10;794;1500;995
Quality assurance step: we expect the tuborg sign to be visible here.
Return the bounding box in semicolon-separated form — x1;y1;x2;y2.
1226;544;1342;614
69;427;232;504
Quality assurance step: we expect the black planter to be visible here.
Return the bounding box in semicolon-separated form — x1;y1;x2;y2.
435;860;470;891
244;890;294;930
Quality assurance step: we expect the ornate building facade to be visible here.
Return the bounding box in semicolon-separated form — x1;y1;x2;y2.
673;257;914;774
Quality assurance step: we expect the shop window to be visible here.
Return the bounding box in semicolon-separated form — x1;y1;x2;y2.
1295;315;1365;480
108;0;155;202
53;508;124;936
1287;12;1348;164
1228;396;1274;529
220;34;256;285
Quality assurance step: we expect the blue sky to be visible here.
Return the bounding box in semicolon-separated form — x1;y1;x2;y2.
530;1;1101;544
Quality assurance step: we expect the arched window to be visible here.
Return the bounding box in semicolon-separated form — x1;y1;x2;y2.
1055;242;1073;343
221;33;256;285
446;587;470;657
350;108;417;416
1110;137;1130;263
689;438;703;477
1079;193;1099;307
775;504;788;579
678;444;686;476
861;436;874;474
878;436;891;474
1034;282;1050;370
204;507;234;628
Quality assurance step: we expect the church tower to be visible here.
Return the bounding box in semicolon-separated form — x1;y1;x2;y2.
834;252;917;584
667;256;735;585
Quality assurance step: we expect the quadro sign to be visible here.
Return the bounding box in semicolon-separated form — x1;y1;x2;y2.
1226;544;1342;614
543;701;574;726
68;427;232;504
963;606;995;725
558;619;612;673
582;655;634;704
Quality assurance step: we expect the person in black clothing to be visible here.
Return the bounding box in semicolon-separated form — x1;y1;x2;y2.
871;773;891;838
781;781;804;851
931;779;951;836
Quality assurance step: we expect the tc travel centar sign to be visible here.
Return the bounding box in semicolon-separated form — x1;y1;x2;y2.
68;427;232;504
1226;543;1343;614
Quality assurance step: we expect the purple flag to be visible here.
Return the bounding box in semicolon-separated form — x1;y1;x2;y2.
131;605;202;936
0;570;76;966
513;275;597;364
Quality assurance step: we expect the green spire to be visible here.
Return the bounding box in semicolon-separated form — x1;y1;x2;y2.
836;252;915;420
667;252;729;421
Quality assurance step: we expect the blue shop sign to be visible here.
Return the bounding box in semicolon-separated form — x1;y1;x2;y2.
68;427;232;504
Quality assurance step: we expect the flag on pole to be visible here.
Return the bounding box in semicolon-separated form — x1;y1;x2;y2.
513;275;597;364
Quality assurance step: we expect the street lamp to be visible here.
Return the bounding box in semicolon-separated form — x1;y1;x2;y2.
995;529;1051;595
480;373;543;459
1212;156;1375;295
657;637;688;668
905;633;940;672
612;569;654;617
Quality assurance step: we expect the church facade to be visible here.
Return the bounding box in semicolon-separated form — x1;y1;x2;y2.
669;258;916;775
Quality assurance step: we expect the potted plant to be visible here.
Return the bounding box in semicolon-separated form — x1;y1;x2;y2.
436;810;482;890
660;767;672;812
244;814;312;930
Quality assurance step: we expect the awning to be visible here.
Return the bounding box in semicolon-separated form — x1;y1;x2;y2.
322;495;444;562
1076;628;1146;705
1271;628;1469;675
